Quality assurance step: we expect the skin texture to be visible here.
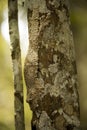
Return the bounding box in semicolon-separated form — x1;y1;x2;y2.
24;0;81;130
8;0;25;130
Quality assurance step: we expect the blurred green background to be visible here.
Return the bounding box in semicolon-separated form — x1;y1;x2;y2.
0;0;87;130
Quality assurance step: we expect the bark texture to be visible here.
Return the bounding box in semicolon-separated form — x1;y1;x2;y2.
24;0;80;130
8;0;25;130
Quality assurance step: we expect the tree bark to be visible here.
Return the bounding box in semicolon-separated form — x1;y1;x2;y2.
24;0;81;130
8;0;25;130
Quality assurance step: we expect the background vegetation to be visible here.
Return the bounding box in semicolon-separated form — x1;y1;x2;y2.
0;0;87;130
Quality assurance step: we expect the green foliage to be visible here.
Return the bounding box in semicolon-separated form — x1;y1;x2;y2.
0;0;7;23
0;35;14;130
0;122;11;130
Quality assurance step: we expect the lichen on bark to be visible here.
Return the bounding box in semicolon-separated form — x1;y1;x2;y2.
24;0;81;130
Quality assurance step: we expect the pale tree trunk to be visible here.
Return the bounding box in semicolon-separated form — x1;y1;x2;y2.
8;0;25;130
24;0;81;130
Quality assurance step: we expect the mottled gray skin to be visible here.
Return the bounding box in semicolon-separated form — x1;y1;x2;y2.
8;0;25;130
24;0;81;130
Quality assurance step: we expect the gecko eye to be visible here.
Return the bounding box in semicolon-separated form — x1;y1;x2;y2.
66;124;74;130
32;125;36;130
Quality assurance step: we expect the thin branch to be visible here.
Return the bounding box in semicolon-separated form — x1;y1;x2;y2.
8;0;25;130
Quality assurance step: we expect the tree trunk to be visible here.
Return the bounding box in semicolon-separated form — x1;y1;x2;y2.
8;0;25;130
24;0;80;130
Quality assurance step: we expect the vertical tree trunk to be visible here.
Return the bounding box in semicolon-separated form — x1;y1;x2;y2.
24;0;80;130
8;0;25;130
